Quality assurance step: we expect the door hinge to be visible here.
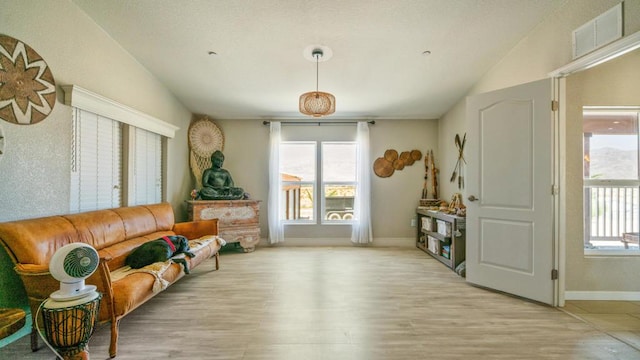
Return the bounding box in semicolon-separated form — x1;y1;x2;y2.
551;269;558;280
551;100;559;111
551;184;559;195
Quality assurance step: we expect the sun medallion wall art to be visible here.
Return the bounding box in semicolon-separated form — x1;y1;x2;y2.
0;34;57;125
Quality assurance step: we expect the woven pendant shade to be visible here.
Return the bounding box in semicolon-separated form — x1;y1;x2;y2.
299;91;335;117
299;47;335;117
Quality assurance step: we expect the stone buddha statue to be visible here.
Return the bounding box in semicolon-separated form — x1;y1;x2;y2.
199;150;245;200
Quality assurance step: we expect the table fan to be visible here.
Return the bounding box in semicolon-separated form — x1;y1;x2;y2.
39;243;102;360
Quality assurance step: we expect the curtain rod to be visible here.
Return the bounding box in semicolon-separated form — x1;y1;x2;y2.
262;120;375;126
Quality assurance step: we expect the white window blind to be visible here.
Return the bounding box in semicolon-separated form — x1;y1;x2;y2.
131;127;162;205
70;108;122;213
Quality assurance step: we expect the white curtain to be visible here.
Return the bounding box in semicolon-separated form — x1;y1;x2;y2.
268;121;285;244
351;121;373;244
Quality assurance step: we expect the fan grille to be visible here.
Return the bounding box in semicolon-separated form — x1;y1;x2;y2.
63;247;99;278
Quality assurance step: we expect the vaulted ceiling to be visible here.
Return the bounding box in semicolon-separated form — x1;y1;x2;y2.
72;0;565;120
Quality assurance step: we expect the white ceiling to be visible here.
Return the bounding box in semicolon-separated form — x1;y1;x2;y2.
72;0;565;120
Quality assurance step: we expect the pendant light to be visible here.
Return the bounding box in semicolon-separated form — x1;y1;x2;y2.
299;48;335;117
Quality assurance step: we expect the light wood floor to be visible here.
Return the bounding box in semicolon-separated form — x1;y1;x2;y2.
2;247;640;359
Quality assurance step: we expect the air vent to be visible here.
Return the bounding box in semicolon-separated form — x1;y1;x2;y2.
572;3;622;59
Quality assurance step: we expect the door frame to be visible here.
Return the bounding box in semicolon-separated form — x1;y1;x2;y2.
553;77;562;307
549;30;640;306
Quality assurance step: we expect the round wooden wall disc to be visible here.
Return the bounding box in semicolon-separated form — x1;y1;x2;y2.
400;151;414;165
393;159;405;170
0;34;57;125
384;149;398;162
410;150;422;161
373;157;394;177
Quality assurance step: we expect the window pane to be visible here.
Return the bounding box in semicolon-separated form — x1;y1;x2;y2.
281;142;315;222
583;110;640;251
70;108;122;213
298;184;314;221
322;143;356;182
280;142;316;181
133;127;162;205
583;113;638;180
324;185;355;221
584;186;639;249
282;182;314;221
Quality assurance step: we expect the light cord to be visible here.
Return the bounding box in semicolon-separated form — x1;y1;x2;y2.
315;53;319;93
35;301;64;360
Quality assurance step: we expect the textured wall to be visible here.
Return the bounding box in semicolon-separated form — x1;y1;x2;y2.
0;0;193;343
438;0;640;295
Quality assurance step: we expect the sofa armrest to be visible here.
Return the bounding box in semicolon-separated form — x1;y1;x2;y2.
85;257;113;301
95;257;115;320
14;264;57;303
173;219;218;240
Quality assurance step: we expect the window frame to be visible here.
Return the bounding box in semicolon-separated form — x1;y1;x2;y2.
70;108;123;213
130;126;163;205
320;141;357;225
64;85;177;212
279;140;357;225
280;141;317;225
583;108;640;255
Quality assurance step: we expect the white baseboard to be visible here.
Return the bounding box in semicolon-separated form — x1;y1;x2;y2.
564;291;640;301
256;237;415;248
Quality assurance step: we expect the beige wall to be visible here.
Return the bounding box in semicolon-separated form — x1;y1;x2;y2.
0;0;194;221
439;0;639;202
438;0;640;295
0;0;192;314
564;50;640;292
216;119;438;246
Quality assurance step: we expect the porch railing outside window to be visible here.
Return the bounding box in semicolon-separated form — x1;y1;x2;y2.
584;183;639;249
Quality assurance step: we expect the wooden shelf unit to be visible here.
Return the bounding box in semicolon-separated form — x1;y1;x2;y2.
416;209;466;270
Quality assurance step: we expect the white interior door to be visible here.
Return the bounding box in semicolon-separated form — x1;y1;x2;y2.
466;78;556;305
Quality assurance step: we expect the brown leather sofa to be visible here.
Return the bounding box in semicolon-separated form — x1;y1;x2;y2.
0;203;221;358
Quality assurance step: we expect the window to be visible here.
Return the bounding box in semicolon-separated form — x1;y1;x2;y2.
280;141;357;224
322;142;356;222
70;108;123;213
70;109;165;213
131;127;163;205
280;142;316;222
583;109;640;252
64;85;177;213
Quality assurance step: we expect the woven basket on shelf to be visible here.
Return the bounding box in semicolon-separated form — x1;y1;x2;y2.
419;199;441;207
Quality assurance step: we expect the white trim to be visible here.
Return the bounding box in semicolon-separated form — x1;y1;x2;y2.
257;237;414;247
61;85;179;138
549;30;640;78
584;249;640;256
552;77;562;307
565;291;640;301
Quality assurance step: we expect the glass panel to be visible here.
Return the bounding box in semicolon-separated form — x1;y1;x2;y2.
280;142;316;181
583;110;640;250
133;127;162;205
322;143;356;182
70;109;122;213
281;182;314;221
323;184;356;221
584;186;639;250
298;184;314;221
280;142;315;222
583;112;638;180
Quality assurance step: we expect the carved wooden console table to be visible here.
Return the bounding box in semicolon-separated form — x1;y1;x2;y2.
186;200;261;252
